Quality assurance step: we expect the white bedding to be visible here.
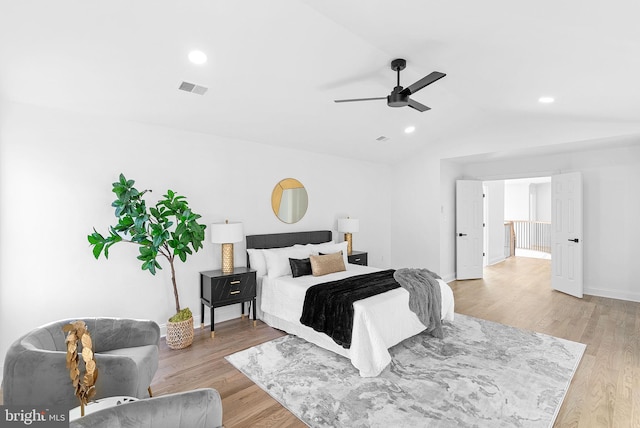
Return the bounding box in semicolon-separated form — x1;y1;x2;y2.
259;264;455;377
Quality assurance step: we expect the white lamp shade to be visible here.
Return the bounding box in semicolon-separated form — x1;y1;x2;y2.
210;222;244;243
338;218;359;233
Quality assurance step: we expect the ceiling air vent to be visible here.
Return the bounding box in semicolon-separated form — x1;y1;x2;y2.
178;81;208;95
376;136;390;142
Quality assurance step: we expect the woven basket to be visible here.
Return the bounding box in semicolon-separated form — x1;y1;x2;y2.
166;316;194;350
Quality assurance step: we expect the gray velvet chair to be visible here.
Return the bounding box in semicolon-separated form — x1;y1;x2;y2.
2;317;160;410
69;388;224;428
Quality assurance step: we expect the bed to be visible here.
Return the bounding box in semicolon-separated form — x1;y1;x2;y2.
246;230;455;377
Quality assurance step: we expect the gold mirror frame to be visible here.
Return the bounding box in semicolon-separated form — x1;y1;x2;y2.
271;178;308;224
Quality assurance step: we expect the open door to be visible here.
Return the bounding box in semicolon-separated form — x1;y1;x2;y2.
551;172;583;298
456;180;484;280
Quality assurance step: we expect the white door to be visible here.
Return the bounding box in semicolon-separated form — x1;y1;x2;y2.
456;180;484;280
551;172;583;298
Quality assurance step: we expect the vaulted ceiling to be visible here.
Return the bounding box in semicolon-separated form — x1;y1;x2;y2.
2;1;639;164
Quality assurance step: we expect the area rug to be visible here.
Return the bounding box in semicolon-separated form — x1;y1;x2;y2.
226;314;585;428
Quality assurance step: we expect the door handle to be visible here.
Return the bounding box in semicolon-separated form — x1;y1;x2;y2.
568;238;580;243
458;233;467;237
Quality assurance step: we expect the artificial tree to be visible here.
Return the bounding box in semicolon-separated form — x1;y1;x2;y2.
88;174;206;324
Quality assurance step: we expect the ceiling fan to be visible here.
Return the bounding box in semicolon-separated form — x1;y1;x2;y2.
334;58;445;112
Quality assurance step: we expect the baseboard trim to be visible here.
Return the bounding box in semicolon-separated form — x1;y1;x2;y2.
488;256;505;266
159;306;244;337
585;287;640;303
442;273;456;283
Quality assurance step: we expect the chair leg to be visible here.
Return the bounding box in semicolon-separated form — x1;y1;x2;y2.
148;386;153;397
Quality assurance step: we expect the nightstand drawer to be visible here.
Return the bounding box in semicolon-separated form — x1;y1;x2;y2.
216;274;255;301
348;251;368;266
201;270;256;306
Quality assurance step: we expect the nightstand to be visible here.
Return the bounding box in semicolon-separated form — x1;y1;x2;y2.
200;267;257;338
348;251;368;266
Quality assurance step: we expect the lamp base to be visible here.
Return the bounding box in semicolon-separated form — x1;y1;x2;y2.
222;243;234;274
344;233;353;255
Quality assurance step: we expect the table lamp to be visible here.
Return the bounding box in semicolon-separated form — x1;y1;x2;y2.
210;220;244;274
338;217;359;255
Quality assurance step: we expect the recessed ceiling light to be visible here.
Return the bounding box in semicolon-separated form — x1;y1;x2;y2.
538;96;555;104
404;126;416;134
188;50;207;65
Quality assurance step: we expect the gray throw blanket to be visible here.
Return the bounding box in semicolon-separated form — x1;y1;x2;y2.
393;268;444;339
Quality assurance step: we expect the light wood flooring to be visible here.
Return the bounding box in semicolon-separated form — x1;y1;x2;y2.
3;256;639;427
154;256;640;427
452;256;640;427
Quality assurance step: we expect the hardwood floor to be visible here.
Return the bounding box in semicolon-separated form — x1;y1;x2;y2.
450;256;640;427
151;256;639;427
152;318;300;428
3;256;638;426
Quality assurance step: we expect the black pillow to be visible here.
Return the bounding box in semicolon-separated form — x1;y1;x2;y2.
289;257;312;278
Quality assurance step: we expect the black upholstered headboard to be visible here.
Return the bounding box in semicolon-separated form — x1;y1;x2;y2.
246;230;332;251
246;230;332;269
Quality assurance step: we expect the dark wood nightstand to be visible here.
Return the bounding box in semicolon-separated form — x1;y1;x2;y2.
200;267;257;338
348;251;368;266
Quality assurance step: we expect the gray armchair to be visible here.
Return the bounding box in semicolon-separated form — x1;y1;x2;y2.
69;388;223;428
2;317;160;410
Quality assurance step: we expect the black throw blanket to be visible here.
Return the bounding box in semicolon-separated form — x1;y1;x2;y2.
299;269;400;348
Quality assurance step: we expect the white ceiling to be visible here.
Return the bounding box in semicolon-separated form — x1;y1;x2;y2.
2;0;640;164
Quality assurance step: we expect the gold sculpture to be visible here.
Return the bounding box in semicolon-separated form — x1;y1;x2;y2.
63;321;98;416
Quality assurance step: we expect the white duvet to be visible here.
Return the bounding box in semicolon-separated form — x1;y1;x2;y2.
259;264;455;377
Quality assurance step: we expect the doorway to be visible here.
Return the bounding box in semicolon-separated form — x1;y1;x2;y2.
483;176;552;268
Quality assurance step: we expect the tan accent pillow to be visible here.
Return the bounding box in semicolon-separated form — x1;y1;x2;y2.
310;252;346;276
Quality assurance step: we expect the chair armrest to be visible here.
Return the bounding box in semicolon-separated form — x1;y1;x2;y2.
3;347;145;408
2;347;75;407
69;388;224;428
92;353;141;398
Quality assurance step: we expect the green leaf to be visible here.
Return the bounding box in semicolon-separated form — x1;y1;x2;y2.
152;234;164;248
150;207;161;220
92;242;104;259
141;260;157;275
174;223;186;237
104;241;114;258
87;230;104;245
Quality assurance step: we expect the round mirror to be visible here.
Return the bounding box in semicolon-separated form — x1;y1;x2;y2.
271;178;308;224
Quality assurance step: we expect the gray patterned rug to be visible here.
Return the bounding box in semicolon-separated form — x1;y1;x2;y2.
226;314;585;428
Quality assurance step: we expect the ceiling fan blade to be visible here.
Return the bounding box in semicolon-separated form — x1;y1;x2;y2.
334;97;386;103
407;99;431;112
401;71;446;96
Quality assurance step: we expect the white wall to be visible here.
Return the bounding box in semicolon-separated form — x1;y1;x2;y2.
484;180;505;266
504;180;552;222
390;152;442;273
504;181;531;221
439;143;640;302
0;101;392;374
535;182;552;222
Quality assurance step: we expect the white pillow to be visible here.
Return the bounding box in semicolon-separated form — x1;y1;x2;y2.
295;240;333;249
263;246;313;278
246;248;268;277
311;241;349;266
